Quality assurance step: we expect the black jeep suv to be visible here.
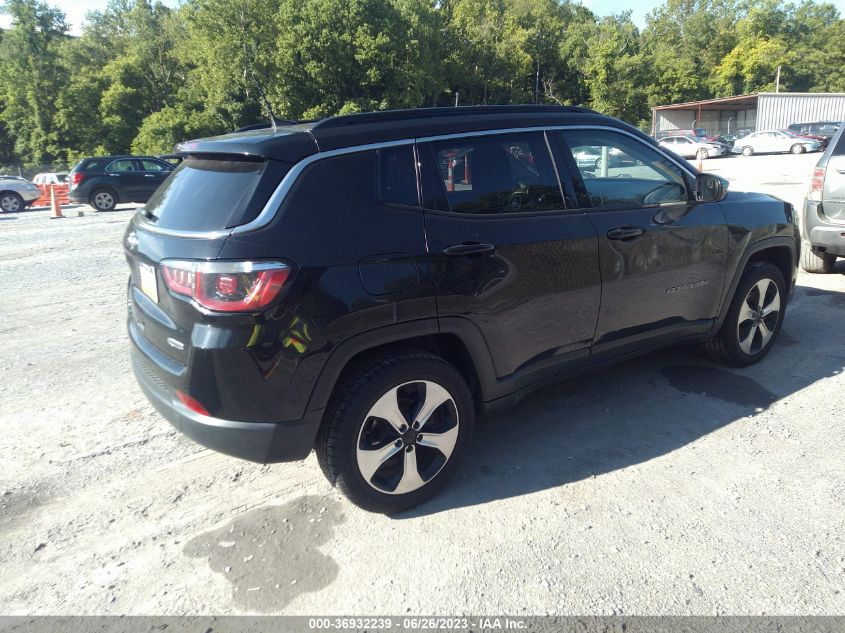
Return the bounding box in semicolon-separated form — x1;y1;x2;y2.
124;106;799;513
69;155;175;211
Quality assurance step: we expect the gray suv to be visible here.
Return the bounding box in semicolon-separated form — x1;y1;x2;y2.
802;126;845;273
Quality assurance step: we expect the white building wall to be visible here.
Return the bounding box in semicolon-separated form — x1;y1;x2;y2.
757;93;845;129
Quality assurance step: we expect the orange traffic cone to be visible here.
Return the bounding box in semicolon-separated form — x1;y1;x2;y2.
50;185;64;219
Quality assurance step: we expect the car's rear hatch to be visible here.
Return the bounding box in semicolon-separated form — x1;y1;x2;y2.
125;128;317;367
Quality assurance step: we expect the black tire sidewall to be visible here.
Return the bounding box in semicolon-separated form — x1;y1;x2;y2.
721;263;787;365
326;354;474;513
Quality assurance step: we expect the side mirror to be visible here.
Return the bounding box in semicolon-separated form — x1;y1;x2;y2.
695;173;728;202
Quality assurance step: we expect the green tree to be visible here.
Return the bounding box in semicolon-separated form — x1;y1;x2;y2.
0;0;68;165
584;13;650;126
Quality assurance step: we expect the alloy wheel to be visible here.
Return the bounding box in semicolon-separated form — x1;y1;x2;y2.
736;278;781;355
94;191;114;210
1;194;21;213
356;380;459;495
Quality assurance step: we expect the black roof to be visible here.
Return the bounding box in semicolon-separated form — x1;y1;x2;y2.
176;105;645;162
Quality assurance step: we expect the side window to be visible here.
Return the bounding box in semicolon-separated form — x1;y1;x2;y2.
378;145;418;207
107;159;137;173
559;129;688;209
141;159;169;172
422;132;563;214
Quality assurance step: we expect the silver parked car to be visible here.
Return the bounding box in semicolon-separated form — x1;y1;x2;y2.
0;175;42;213
801;124;845;273
732;130;821;156
658;135;726;159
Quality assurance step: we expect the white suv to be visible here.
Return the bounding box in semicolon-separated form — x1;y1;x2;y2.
0;176;42;213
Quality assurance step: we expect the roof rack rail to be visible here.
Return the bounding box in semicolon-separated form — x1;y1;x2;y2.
311;105;593;130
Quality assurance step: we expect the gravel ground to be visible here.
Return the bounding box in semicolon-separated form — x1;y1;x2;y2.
0;154;843;615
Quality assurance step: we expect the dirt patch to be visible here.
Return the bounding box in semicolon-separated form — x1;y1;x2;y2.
184;496;344;611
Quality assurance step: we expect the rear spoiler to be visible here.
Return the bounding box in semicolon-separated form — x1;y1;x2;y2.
175;127;318;163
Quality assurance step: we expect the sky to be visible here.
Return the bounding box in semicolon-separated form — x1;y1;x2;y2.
3;0;845;34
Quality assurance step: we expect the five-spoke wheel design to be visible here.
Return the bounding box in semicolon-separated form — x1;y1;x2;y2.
736;278;781;355
357;380;459;495
316;351;474;513
706;262;786;367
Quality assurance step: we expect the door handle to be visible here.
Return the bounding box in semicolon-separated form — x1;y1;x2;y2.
144;174;156;178
606;226;644;241
443;242;496;256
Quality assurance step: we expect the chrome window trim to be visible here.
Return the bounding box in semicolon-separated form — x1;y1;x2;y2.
135;124;695;239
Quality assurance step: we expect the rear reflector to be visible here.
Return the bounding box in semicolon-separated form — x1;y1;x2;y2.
161;260;291;312
176;390;210;416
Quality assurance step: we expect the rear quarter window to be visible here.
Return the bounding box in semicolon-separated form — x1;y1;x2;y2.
141;155;290;232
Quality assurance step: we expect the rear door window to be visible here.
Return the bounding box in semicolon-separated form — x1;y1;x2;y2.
140;159;172;172
107;159;138;172
141;155;290;232
421;132;564;214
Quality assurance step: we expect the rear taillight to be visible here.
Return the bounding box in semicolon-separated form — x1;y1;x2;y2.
69;172;84;187
161;260;291;312
811;167;825;192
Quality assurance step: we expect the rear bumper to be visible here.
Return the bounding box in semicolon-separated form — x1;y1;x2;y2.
68;188;87;204
803;199;845;257
131;346;323;463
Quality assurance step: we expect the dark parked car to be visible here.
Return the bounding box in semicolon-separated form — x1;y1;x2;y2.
69;155;175;211
125;106;799;513
655;128;719;142
802;123;845;273
789;121;841;142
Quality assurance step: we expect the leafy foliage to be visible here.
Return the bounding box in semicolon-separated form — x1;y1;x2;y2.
0;0;844;166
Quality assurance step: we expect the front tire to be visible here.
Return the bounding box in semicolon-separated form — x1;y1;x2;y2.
316;351;474;513
801;241;836;273
791;144;805;154
90;188;117;211
741;146;754;156
706;262;786;367
0;192;24;213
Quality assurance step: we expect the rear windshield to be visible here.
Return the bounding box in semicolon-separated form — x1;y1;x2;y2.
140;155;290;232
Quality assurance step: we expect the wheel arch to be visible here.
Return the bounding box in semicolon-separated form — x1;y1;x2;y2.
716;237;797;331
306;318;496;420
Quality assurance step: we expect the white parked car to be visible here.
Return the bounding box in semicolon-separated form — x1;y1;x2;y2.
0;175;41;213
658;135;726;159
33;172;69;185
732;130;821;156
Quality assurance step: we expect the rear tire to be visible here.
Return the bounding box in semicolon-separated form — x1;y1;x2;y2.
706;262;786;367
0;192;24;213
791;144;805;154
741;146;754;156
801;241;836;273
316;350;474;514
696;148;708;160
90;188;116;211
